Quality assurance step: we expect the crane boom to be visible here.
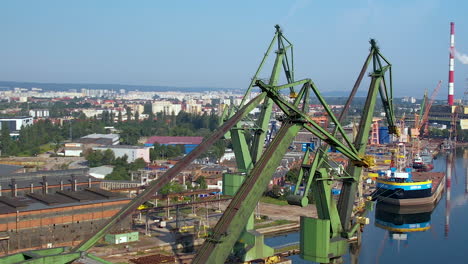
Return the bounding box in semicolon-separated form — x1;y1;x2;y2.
420;80;442;135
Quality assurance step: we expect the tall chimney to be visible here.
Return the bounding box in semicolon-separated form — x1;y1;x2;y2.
71;175;77;192
448;22;455;106
42;176;48;195
11;179;17;197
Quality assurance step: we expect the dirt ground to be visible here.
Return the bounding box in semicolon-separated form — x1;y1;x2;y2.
86;202;316;263
214;199;317;222
257;202;317;222
0;154;87;171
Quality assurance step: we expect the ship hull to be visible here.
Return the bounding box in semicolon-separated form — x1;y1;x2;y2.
373;178;445;206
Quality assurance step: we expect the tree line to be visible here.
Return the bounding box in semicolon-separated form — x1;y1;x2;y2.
0;108;225;161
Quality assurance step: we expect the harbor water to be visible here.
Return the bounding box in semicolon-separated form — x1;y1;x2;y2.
265;147;467;263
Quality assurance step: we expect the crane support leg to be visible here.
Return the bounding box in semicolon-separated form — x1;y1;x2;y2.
301;168;347;263
193;121;302;264
338;76;381;231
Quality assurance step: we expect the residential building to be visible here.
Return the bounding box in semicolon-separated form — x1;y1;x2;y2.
28;109;50;118
151;101;182;115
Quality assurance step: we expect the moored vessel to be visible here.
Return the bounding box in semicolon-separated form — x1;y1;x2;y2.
372;143;445;206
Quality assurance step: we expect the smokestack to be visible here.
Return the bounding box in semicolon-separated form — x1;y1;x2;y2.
448;22;455;106
11;179;17;197
42;176;48;195
71;175;77;192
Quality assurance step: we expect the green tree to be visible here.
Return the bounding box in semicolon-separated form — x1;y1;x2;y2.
285;167;300;183
160;181;184;195
102;149;115;165
143;103;153;115
113;154;129;166
129;158;146;171
134;110;140;122
120;127;140;145
118;111;123;123
195;176;208;189
0;123;12;156
105;166;130;181
126;106;132;121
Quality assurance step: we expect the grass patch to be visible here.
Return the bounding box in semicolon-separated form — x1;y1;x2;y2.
274;244;299;253
260;196;289;206
254;217;268;224
39;143;54;153
254;219;294;229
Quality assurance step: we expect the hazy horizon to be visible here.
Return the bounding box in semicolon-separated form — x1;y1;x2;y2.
2;0;467;98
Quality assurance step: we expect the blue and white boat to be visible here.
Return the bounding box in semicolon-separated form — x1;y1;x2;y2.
373;168;432;200
371;143;442;206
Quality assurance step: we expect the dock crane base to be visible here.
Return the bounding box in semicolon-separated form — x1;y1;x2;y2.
223;173;274;262
300;217;347;263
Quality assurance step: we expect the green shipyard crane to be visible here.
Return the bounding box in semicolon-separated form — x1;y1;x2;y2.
222;25;296;262
0;28;397;264
193;39;398;264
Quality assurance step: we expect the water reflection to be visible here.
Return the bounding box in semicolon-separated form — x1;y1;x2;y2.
374;202;434;240
444;149;453;238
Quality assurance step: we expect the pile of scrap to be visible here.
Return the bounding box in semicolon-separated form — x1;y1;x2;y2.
130;254;175;264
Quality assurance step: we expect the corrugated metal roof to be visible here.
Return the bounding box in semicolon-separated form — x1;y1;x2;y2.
0;164;23;177
146;136;203;145
82;133;119;139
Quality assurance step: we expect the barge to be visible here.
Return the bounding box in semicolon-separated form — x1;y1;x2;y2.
372;171;445;206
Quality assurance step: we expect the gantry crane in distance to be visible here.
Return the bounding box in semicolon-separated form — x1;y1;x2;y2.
420;80;442;137
193;39;398;263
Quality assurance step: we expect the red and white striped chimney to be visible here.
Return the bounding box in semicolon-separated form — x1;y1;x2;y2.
448;22;455;106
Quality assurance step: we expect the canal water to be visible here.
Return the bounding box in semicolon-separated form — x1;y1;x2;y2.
265;147;467;263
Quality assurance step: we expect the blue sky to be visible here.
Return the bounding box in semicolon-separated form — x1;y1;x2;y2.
1;0;467;98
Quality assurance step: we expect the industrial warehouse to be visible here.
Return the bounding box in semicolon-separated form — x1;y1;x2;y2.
0;169;131;254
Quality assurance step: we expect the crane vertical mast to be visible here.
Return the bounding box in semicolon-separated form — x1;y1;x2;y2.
222;25;295;261
337;39;397;230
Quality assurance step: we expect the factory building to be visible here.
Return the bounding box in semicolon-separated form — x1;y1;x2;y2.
77;134;120;146
0;169;131;255
92;145;150;163
292;131;319;152
0;117;33;137
428;105;468;126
